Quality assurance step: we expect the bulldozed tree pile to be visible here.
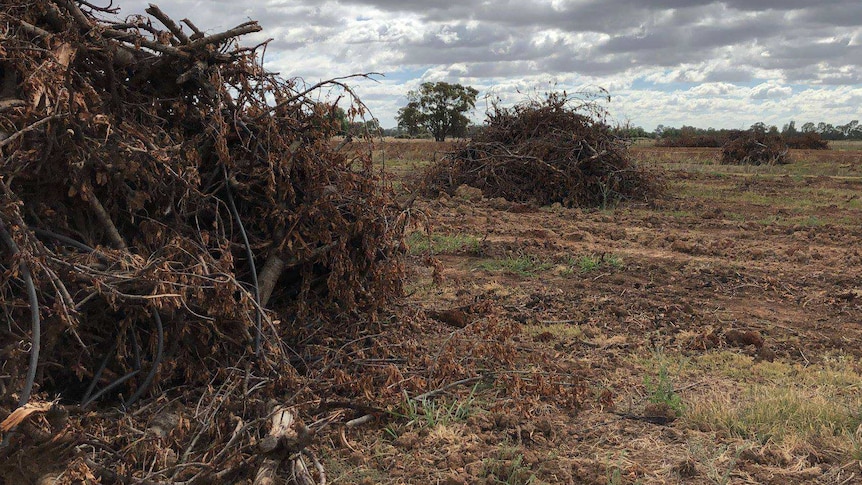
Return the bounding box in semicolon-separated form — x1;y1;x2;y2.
786;131;829;150
422;93;662;208
720;128;791;165
0;1;407;481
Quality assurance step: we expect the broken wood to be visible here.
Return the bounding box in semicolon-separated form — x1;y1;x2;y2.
254;405;316;485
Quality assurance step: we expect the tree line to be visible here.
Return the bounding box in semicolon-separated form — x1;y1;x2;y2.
651;120;862;142
331;81;862;144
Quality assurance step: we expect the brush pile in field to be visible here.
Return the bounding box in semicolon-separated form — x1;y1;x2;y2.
786;132;829;150
0;1;408;481
656;133;722;148
423;93;662;207
720;129;790;165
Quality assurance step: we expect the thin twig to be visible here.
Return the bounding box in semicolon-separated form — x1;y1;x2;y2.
33;227;96;253
82;337;118;404
255;73;381;121
411;376;482;402
0;114;66;150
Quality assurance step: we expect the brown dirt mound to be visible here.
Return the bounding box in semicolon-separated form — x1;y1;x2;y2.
422;92;663;207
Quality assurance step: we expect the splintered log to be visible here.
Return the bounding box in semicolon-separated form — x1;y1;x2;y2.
254;405;316;485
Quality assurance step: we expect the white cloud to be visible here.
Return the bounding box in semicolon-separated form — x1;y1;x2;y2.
108;0;861;129
749;82;793;99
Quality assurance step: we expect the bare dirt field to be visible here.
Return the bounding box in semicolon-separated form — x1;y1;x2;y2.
321;142;862;484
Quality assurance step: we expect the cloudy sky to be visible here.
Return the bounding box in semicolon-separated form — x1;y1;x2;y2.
114;0;861;130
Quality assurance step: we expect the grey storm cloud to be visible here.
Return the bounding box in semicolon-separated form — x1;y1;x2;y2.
112;0;862;83
104;0;862;128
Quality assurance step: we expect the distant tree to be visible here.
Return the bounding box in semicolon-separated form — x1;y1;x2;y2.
346;118;381;137
840;120;859;137
330;106;350;135
750;122;768;133
613;122;651;139
781;120;798;137
801;122;816;133
399;82;479;141
396;101;425;137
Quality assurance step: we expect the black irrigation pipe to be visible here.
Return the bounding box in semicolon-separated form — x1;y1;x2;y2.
124;306;163;408
81;311;162;408
32;227;96;254
82;369;140;409
81;338;119;404
222;167;262;358
32;225;162;408
0;219;41;409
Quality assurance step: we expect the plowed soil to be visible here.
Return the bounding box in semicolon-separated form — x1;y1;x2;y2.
321;144;862;485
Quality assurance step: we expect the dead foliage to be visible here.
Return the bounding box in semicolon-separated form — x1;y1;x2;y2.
720;129;790;165
786;132;829;150
0;1;412;482
422;92;663;207
656;133;723;148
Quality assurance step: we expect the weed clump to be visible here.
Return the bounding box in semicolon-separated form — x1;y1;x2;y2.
422;92;663;208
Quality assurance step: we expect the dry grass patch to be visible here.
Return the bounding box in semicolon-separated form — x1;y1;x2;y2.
522;323;586;341
637;351;862;462
406;231;483;255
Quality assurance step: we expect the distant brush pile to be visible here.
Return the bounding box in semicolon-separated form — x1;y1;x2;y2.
423;92;662;207
720;129;790;165
786;132;829;150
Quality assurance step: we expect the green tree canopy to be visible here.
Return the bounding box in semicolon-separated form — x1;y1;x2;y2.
396;82;478;141
396;101;425;137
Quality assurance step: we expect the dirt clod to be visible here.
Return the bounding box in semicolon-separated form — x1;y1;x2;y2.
725;329;765;348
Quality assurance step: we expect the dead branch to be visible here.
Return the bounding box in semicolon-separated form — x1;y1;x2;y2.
0;114;66;150
185;22;261;50
102;28;190;58
123;306;164;408
254;405;315;485
181;18;204;39
145;3;190;44
81;182;127;250
54;0;92;30
0;99;26;112
16;20;52;40
257;254;284;308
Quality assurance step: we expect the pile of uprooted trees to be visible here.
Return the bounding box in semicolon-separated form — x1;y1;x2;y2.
423;92;663;208
0;1;406;482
